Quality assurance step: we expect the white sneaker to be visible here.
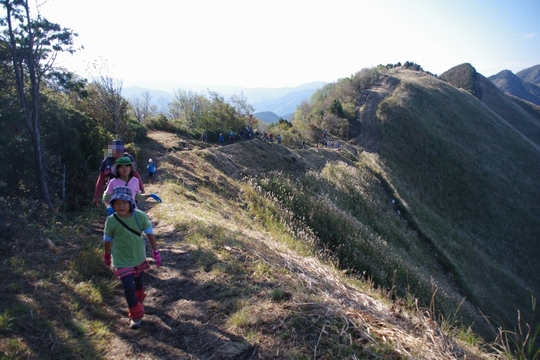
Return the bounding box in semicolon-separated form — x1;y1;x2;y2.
129;318;142;329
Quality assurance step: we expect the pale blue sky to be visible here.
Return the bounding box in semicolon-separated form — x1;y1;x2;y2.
38;0;539;90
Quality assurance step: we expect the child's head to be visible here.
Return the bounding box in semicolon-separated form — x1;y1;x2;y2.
115;157;134;179
110;186;135;216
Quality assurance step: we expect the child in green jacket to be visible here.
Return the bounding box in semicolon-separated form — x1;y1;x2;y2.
103;186;161;329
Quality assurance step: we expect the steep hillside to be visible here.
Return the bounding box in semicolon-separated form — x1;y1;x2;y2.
118;132;496;358
442;63;540;148
488;69;540;107
362;67;540;331
287;66;540;337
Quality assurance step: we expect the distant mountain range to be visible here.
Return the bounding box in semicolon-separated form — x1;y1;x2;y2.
488;65;540;107
251;87;322;121
516;64;540;86
122;81;326;122
122;64;540;125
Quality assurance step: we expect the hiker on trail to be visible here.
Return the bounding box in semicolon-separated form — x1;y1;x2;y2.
218;133;224;145
146;159;156;182
199;132;207;142
103;185;161;329
102;157;162;216
268;133;274;143
229;130;235;142
277;134;282;144
93;140;144;206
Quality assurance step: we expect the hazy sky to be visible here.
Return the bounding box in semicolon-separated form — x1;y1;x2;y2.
37;0;539;90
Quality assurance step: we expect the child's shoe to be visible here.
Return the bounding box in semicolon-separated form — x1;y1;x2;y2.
128;302;144;330
129;318;142;329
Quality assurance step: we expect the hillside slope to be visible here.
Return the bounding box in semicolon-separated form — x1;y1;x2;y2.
112;131;490;359
284;65;540;337
363;67;540;331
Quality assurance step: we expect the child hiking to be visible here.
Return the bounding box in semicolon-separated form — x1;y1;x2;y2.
94;139;145;206
102;157;162;216
146;158;156;182
103;185;162;329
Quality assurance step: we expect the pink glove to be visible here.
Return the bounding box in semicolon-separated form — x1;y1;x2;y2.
103;252;111;267
153;250;162;267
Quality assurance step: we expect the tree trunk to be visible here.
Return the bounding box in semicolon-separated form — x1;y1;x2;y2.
29;123;52;207
3;0;53;207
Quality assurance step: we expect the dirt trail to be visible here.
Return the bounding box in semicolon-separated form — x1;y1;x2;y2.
349;74;400;152
105;241;252;359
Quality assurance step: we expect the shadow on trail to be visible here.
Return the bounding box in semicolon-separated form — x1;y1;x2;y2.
105;230;266;359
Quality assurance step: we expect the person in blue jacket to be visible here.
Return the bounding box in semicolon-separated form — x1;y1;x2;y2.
146;158;156;182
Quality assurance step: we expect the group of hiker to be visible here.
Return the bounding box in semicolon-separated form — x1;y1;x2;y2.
259;131;282;144
319;129;342;151
209;127;345;152
93;139;162;330
216;126;255;144
214;126;287;146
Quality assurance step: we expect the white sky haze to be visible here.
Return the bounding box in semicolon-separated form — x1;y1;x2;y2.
37;0;540;90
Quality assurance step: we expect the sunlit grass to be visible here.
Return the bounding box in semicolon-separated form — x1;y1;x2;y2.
246;160;485;336
0;204;123;359
73;282;104;306
0;308;15;331
228;302;259;329
2;338;31;359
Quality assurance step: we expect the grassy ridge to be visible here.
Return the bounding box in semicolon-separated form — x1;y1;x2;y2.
249;159;484;334
255;67;540;338
375;73;540;332
199;66;540;337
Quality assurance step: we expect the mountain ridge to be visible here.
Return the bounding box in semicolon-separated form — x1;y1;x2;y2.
487;68;540;107
516;64;540;86
281;64;540;337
